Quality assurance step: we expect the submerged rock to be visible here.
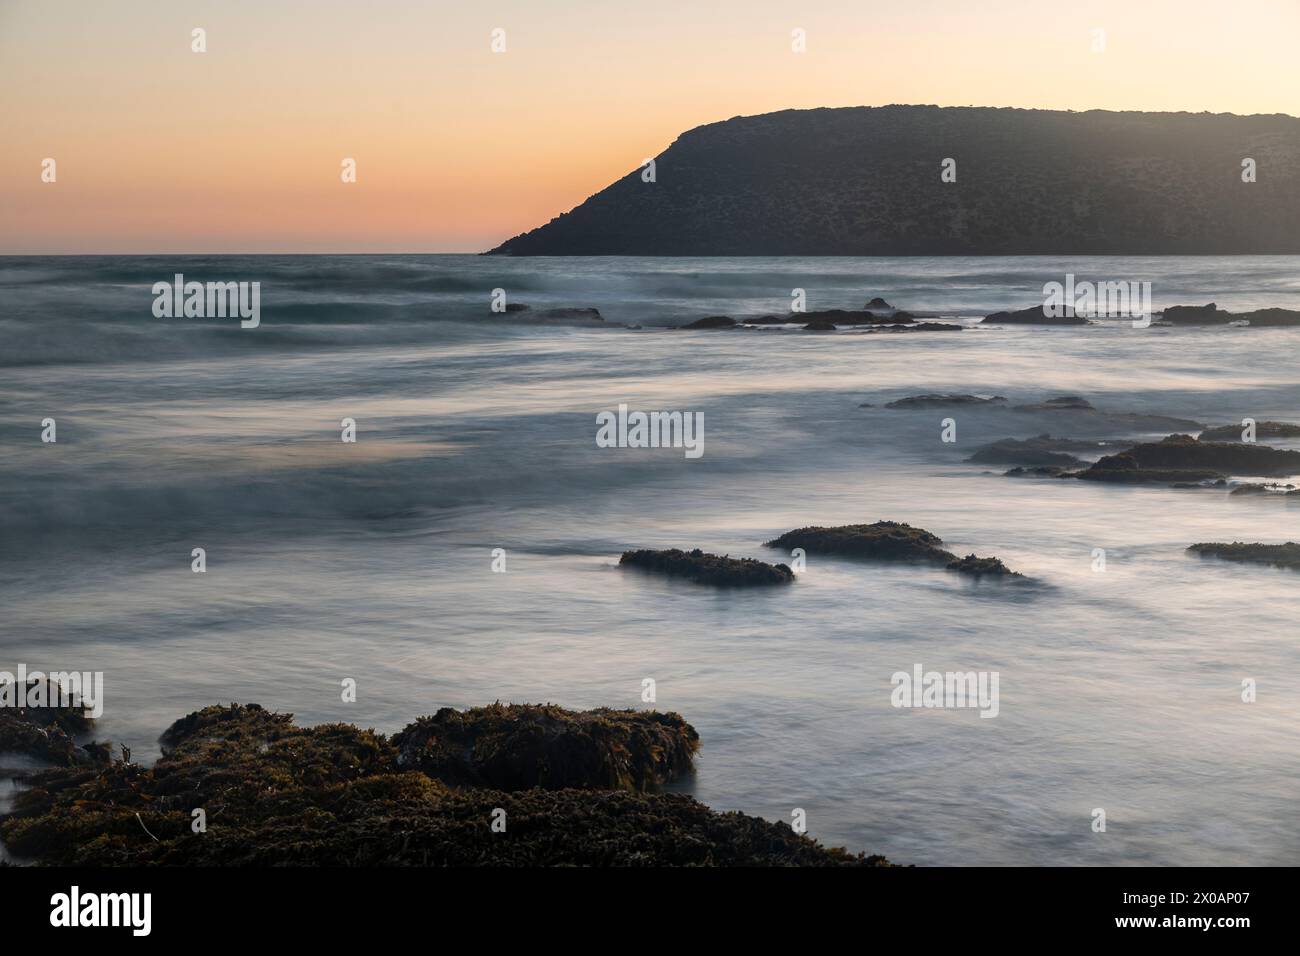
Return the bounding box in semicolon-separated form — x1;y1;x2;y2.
393;703;698;792
945;554;1022;578
1199;422;1300;442
981;306;1091;326
1004;465;1070;478
1187;542;1300;570
874;321;961;333
680;315;737;329
1014;396;1096;411
747;309;913;326
967;435;1092;468
0;702;886;867
884;393;1007;409
619;548;794;586
803;319;837;331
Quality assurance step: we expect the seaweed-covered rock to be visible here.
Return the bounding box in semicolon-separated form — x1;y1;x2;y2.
680;315;736;329
392;703;698;792
1187;542;1300;570
619;548;794;586
945;554;1022;578
884;394;1007;409
803;319;837;331
765;521;955;564
1199;422;1300;442
1082;434;1300;478
0;679;108;768
0;703;888;867
981;306;1090;326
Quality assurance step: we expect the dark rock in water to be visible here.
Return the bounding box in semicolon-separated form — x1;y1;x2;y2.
393;703;698;793
766;521;955;564
766;522;1020;576
1161;303;1232;325
876;321;961;333
0;679;108;768
503;302;531;312
680;315;736;329
1005;466;1069;478
747;309;913;326
0;702;887;867
946;554;1022;578
620;548;794;586
1162;304;1300;327
981;306;1091;326
1015;396;1095;411
803;319;837;331
1199;421;1300;442
1240;308;1300;327
1188;542;1300;571
1090;434;1300;477
892;310;916;321
968;435;1091;467
885;393;1007;409
865;297;893;310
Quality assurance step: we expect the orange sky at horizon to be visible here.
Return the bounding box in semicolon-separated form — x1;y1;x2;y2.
2;0;1298;253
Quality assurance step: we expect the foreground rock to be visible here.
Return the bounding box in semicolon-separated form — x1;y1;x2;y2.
0;680;109;768
981;306;1091;326
620;548;794;586
1077;434;1300;483
1187;542;1300;570
765;521;1019;577
0;703;885;867
392;703;699;792
1199;422;1300;442
1162;303;1300;327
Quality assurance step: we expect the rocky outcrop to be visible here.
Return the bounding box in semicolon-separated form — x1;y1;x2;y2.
1187;542;1300;570
765;521;1019;577
0;702;887;867
0;679;109;768
803;319;837;332
392;703;699;792
1199;422;1300;442
1089;434;1300;476
1162;304;1300;326
1014;396;1095;411
620;548;794;586
981;306;1091;326
487;106;1300;256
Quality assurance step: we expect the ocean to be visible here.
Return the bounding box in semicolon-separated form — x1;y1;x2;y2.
2;253;1298;865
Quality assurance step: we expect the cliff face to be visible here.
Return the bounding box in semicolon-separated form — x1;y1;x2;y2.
486;105;1300;256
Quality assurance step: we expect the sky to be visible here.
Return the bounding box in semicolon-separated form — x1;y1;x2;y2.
2;0;1298;254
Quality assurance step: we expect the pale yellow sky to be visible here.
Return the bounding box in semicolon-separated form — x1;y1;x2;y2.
2;0;1297;253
